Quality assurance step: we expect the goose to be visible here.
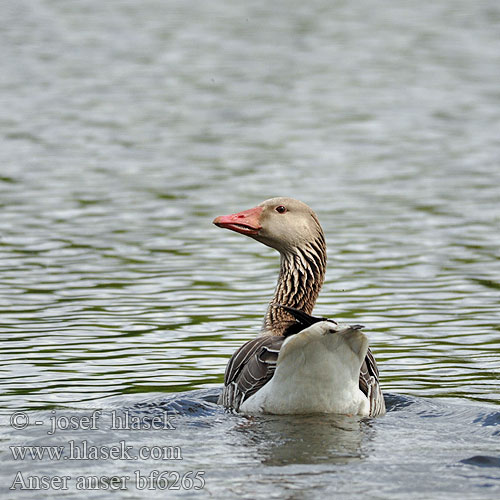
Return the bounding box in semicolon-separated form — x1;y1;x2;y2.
213;197;385;416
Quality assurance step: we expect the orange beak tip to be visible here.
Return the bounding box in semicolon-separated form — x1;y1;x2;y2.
212;206;263;236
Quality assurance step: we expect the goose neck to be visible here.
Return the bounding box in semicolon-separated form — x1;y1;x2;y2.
263;238;326;335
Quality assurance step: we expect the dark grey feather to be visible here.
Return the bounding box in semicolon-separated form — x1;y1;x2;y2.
218;336;285;412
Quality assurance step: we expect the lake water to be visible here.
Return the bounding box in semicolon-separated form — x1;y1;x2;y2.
1;0;499;498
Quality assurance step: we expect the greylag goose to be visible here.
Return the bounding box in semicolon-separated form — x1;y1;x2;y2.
213;197;385;416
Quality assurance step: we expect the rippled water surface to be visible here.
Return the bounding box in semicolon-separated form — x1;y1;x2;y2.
1;0;499;498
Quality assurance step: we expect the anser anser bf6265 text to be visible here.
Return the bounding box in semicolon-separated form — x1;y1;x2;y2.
213;197;385;417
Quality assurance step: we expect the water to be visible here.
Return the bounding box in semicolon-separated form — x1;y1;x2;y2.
1;0;499;497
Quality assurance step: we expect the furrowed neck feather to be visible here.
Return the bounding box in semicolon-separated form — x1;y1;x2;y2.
263;234;326;336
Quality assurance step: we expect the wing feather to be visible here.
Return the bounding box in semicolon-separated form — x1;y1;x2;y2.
218;336;285;411
360;348;386;416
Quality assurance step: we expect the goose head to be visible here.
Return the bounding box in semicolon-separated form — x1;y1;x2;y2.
213;197;324;254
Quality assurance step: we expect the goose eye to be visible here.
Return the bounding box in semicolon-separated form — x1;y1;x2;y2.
275;205;287;214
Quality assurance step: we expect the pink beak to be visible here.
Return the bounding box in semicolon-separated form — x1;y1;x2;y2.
213;206;263;236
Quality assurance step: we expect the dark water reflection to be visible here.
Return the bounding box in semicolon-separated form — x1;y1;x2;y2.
235;414;367;466
1;0;500;497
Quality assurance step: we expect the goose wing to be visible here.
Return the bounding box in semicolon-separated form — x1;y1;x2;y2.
218;335;285;412
359;348;386;416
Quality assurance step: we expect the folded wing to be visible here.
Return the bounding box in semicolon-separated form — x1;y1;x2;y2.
218;335;285;411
